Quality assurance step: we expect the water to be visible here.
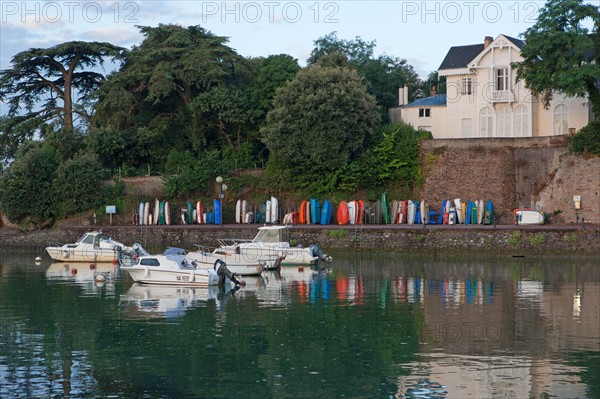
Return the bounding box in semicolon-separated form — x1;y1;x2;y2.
1;249;598;398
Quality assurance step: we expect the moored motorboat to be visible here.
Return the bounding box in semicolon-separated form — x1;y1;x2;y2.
46;231;127;263
187;245;282;276
119;245;242;287
119;246;217;286
216;225;332;266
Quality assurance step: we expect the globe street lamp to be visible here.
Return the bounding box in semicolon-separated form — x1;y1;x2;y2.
216;176;227;226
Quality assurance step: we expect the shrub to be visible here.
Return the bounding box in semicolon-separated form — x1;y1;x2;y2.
528;232;546;246
328;229;348;239
508;231;522;246
569;121;600;155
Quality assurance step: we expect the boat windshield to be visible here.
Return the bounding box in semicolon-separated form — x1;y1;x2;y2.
76;233;96;245
254;228;288;243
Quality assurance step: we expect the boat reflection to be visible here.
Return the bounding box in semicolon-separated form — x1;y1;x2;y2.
46;262;117;286
237;265;332;306
119;283;235;319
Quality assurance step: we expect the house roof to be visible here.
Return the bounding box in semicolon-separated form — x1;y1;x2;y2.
438;44;484;70
404;94;447;108
438;34;525;70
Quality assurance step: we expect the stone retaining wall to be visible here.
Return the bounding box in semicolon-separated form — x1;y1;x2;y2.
2;226;598;255
420;137;600;225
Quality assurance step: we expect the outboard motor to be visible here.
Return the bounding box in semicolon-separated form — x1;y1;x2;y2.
118;243;149;266
214;259;242;286
309;245;333;262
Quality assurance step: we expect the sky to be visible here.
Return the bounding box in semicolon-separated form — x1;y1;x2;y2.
0;1;592;80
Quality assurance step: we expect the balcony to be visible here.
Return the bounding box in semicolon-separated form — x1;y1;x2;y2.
490;90;515;103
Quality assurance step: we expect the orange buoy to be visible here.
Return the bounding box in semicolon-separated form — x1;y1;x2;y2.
71;267;77;275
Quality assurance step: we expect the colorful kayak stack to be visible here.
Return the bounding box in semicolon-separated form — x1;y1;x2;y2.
134;199;172;225
235;196;279;224
134;199;226;225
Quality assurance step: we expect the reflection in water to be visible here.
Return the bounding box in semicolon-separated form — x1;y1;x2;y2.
119;283;233;319
46;262;118;296
0;250;598;398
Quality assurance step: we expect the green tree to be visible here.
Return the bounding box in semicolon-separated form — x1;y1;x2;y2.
93;24;252;171
53;153;107;217
307;32;376;66
373;122;431;187
569;120;600;154
0;41;125;160
261;55;380;192
515;0;600;116
246;54;301;121
1;142;58;223
308;32;421;116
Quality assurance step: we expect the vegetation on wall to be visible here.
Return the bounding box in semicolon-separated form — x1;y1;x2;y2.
569;121;600;155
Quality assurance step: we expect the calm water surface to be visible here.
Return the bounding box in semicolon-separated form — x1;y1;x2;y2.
0;249;598;398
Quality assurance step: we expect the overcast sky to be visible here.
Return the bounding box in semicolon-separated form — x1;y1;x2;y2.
0;0;580;80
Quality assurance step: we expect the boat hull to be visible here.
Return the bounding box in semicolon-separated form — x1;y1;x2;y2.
187;251;268;276
46;246;119;263
123;267;219;286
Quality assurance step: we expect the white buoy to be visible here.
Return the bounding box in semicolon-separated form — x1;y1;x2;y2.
95;275;106;282
35;256;42;261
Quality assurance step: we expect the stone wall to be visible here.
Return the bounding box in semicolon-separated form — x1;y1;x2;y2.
2;225;598;255
420;136;600;224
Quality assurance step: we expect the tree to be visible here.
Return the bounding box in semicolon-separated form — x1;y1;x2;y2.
515;0;600;117
53;153;107;217
1;142;58;223
261;55;380;192
308;32;421;116
246;54;300;121
93;24;252;170
0;41;125;159
307;32;375;67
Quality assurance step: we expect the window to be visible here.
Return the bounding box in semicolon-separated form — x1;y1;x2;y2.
479;107;494;137
514;105;529;137
496;68;509;91
419;108;431;118
461;78;473;95
140;258;161;266
496;106;512;136
461;118;472;138
553;104;569;135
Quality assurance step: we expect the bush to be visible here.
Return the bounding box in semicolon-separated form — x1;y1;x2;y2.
1;143;58;223
569;121;600;155
53;153;108;217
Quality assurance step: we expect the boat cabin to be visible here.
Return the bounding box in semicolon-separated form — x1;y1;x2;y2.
254;226;290;243
74;231;108;247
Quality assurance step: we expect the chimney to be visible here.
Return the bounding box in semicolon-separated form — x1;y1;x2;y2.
430;85;436;97
398;84;409;106
484;36;493;48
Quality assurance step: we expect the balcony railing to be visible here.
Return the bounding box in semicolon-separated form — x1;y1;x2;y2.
490;90;515;103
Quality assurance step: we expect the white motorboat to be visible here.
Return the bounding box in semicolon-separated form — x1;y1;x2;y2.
46;231;127;262
217;225;332;266
120;249;221;286
187;245;282;276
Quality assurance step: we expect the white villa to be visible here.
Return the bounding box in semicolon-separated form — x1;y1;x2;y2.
393;34;592;138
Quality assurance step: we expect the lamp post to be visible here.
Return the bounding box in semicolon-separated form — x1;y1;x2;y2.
216;176;227;226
